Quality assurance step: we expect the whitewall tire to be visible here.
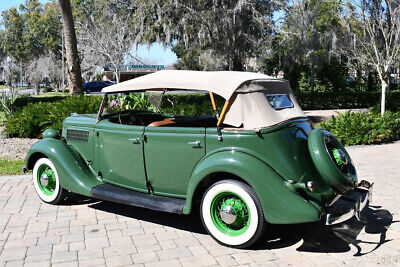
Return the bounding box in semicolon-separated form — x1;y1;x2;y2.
200;180;266;248
32;158;67;204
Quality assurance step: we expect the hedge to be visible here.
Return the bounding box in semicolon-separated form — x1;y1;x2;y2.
295;91;400;110
5;96;101;138
160;91;400;111
13;95;67;110
9;91;400;112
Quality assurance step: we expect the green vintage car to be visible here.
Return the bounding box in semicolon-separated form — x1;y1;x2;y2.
25;70;372;248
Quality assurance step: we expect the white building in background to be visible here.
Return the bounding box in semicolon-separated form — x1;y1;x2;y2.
103;64;165;82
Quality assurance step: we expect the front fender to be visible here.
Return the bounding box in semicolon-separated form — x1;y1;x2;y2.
184;150;322;224
26;138;103;197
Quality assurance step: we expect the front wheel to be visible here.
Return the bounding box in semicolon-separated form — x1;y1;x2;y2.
200;180;266;248
32;158;67;204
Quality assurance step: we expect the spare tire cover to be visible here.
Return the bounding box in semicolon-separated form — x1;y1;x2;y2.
308;129;357;195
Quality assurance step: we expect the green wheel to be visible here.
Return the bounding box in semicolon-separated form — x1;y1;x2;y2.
308;129;357;194
200;180;266;248
32;158;67;204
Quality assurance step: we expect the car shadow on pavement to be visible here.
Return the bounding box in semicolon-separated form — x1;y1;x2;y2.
88;200;207;234
254;205;397;256
85;199;396;255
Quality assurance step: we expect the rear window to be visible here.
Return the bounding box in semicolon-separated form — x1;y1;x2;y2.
266;94;294;110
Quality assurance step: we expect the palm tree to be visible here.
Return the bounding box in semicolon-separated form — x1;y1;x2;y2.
58;0;82;95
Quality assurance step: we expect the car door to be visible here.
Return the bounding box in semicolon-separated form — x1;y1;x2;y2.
144;126;205;197
94;119;147;192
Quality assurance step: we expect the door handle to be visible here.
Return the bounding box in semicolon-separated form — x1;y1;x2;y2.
129;138;140;144
188;140;201;147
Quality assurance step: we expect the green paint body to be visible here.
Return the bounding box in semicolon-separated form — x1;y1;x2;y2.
26;114;342;224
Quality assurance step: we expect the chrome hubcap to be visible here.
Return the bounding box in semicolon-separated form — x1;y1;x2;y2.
220;205;237;224
40;173;49;187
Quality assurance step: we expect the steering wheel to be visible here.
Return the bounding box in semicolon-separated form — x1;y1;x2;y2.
117;110;144;125
117;110;133;125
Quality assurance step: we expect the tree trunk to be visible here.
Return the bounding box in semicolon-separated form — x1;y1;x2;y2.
115;67;120;83
310;64;315;92
232;55;244;71
58;0;82;96
381;79;389;116
367;71;373;92
35;84;40;95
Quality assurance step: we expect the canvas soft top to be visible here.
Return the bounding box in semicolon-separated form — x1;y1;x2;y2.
102;70;305;129
102;70;282;99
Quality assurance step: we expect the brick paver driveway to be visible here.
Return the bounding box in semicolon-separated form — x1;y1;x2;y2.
0;142;399;266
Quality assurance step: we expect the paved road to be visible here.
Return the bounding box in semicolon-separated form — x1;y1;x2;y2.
0;88;36;97
0;142;399;266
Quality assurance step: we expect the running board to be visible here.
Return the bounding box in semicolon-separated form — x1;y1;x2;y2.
91;183;185;214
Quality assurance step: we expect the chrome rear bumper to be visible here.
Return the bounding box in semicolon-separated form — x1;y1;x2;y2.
325;180;373;225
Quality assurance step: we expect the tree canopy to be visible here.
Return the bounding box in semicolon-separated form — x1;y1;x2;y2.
1;0;61;62
131;0;277;71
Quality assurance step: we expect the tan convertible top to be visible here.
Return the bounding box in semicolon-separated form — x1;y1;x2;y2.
102;70;279;99
102;70;305;129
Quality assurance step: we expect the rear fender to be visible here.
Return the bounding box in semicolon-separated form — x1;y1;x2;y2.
184;150;322;224
26;138;103;197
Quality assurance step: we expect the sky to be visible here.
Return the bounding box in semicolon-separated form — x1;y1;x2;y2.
0;0;178;66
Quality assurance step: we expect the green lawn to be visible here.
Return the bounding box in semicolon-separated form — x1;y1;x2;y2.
0;85;31;89
35;92;69;98
0;159;26;175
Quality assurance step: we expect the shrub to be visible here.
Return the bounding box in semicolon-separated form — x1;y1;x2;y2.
42;86;54;93
5;96;102;138
0;89;18;117
120;93;153;110
319;111;400;146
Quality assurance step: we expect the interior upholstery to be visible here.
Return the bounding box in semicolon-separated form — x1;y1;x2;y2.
110;111;225;128
148;118;176;127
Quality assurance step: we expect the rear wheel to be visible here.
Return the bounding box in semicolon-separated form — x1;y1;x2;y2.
32;158;67;204
200;180;266;248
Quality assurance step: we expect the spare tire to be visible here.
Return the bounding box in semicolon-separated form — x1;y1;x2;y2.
308;129;357;195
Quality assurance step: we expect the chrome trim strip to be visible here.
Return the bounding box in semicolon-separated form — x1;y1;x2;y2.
96;93;107;124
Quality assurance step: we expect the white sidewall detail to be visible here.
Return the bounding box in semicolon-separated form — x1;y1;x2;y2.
202;183;259;246
33;158;60;203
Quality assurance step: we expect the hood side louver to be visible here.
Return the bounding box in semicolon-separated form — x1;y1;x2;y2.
66;129;89;143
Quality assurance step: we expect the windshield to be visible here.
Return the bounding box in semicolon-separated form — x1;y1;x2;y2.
266;94;294;110
101;91;223;117
100;92;154;117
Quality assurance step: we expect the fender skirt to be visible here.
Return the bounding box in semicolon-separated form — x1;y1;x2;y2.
184;150;322;224
26;138;103;197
